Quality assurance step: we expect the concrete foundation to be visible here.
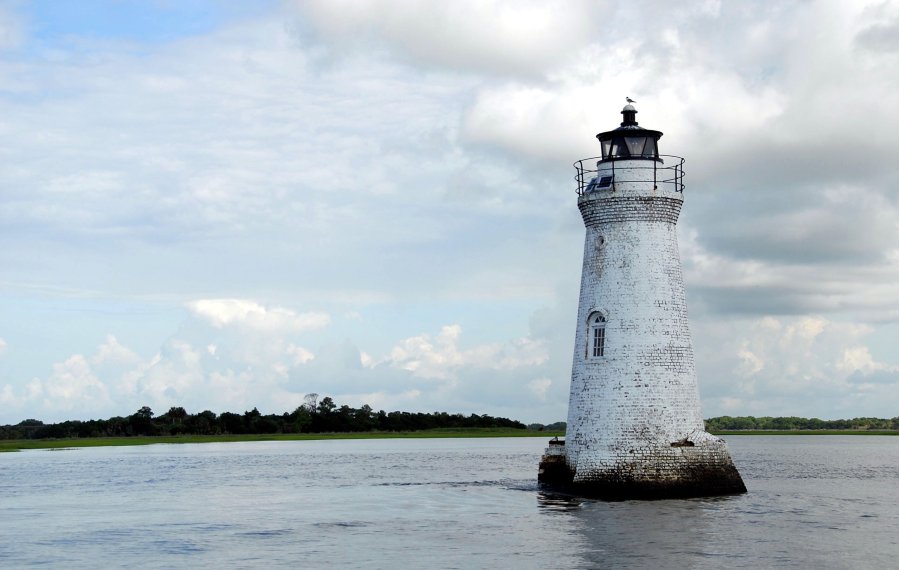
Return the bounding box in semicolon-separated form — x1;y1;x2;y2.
538;435;746;499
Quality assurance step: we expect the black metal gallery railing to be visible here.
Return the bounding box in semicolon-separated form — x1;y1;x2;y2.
574;155;685;196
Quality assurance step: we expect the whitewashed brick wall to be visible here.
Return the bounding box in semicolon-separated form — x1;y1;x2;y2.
563;158;742;488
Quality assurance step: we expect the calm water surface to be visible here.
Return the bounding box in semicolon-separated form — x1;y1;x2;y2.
2;436;898;568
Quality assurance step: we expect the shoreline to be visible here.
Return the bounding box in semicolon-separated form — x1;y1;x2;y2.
3;428;897;452
0;428;565;452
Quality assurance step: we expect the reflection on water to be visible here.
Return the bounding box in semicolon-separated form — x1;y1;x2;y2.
537;490;719;568
534;436;899;569
1;436;898;568
537;491;584;512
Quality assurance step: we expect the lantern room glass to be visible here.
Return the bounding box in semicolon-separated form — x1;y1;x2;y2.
601;139;612;159
599;135;659;160
625;137;647;156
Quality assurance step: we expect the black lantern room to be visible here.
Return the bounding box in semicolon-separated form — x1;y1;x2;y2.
596;105;662;161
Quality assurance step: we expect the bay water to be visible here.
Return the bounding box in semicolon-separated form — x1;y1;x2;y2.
2;436;898;568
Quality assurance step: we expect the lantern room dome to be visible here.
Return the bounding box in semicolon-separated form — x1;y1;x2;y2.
596;104;662;161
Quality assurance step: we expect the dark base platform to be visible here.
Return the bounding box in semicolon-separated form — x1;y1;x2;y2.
538;454;747;501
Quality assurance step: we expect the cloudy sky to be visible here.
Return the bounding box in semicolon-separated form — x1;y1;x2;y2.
2;0;899;424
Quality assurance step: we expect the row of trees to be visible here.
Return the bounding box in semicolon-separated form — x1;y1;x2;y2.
705;416;899;431
527;422;567;432
0;394;527;440
7;406;897;440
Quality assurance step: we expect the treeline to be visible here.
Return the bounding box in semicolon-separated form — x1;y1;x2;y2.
0;394;526;440
527;421;566;432
706;416;899;431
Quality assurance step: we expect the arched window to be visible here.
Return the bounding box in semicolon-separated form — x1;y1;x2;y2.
588;313;606;358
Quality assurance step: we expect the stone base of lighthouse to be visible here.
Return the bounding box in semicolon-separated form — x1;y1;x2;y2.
538;433;746;500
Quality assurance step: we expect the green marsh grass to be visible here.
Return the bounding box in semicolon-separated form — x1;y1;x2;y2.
0;428;565;452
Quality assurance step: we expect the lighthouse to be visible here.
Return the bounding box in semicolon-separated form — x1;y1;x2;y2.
538;103;746;499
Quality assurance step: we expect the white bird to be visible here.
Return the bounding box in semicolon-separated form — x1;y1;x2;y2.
626;97;636;104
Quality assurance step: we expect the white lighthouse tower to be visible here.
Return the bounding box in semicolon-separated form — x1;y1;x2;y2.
539;103;746;499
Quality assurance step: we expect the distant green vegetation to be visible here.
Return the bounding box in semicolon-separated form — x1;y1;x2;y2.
527;421;567;432
705;416;899;432
0;428;564;452
0;394;541;450
711;429;899;436
8;401;898;454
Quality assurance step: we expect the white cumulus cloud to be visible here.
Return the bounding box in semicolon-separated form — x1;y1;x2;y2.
187;299;330;333
294;0;608;75
384;324;549;380
39;355;113;413
696;315;899;418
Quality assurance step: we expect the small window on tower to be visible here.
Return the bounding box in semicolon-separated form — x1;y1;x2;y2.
597;175;613;188
587;313;606;358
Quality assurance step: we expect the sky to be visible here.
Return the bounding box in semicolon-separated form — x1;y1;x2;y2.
2;0;899;425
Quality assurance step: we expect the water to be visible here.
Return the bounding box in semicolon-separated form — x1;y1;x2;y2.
1;436;898;568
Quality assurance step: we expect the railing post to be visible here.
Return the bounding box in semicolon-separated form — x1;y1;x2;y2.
580;160;585;194
573;160;581;196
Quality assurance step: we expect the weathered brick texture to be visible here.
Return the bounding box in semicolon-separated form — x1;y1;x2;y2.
547;157;745;498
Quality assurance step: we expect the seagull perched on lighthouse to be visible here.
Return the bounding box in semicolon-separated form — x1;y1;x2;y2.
626;96;636;104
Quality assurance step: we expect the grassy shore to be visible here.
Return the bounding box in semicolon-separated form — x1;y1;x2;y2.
4;428;897;452
0;428;566;452
713;429;899;436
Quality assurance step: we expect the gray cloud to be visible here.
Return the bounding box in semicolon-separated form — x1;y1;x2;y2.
847;369;899;385
687;185;899;265
855;15;899;54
